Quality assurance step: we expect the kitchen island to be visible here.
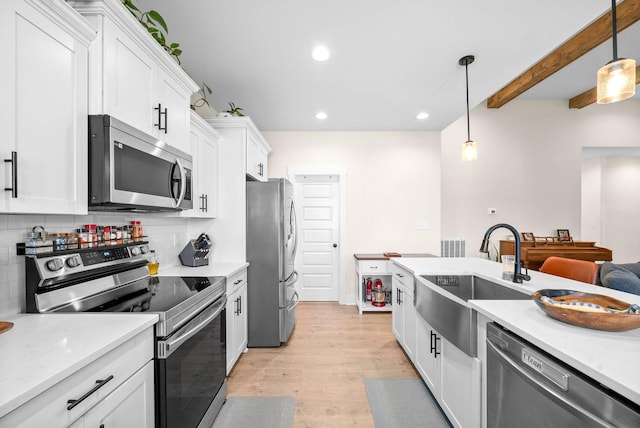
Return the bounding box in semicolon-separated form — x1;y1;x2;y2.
391;257;640;427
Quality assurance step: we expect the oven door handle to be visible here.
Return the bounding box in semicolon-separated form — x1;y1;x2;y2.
486;339;616;428
158;296;226;359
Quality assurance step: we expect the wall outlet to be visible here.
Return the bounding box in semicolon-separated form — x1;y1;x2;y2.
488;208;497;215
416;221;429;230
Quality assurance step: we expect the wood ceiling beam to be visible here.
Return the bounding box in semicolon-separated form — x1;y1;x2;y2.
487;0;640;109
569;65;640;108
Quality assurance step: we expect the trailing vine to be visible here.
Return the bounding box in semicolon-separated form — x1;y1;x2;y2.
121;0;217;112
122;0;182;64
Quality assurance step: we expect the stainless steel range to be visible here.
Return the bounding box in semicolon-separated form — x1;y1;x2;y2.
25;242;227;428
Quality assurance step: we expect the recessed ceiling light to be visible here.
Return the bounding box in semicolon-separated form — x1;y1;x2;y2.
315;112;328;120
416;112;429;120
312;46;330;62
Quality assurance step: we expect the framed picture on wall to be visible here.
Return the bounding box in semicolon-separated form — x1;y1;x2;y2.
521;232;535;241
557;229;571;241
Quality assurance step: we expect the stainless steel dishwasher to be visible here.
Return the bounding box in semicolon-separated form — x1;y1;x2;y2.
486;322;640;428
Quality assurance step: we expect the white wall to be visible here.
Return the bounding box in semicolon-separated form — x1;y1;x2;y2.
0;213;215;317
600;157;640;263
263;131;441;299
441;99;640;258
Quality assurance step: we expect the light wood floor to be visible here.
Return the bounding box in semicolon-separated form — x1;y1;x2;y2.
227;302;419;427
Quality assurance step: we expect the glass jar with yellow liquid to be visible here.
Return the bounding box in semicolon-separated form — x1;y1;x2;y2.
148;250;159;275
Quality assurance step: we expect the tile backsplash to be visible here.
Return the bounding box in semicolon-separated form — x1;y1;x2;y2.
0;213;214;318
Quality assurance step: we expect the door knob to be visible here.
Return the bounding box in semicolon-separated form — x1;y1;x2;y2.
333;243;337;248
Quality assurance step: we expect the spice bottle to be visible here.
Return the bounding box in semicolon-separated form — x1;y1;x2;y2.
131;220;143;241
103;226;111;245
76;228;88;248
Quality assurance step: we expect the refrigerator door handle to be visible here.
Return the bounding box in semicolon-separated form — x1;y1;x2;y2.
286;290;300;311
282;270;299;287
290;201;298;261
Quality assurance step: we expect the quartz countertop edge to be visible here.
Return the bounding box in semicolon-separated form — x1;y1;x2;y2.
391;256;640;404
154;261;249;278
0;313;158;418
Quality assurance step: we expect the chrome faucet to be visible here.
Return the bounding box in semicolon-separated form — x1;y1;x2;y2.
479;223;530;283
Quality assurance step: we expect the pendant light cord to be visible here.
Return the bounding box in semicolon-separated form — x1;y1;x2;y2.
465;62;471;142
611;0;618;60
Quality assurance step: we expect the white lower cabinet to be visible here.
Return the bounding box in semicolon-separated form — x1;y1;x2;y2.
415;313;481;428
415;313;441;393
1;329;154;428
226;269;248;374
355;258;392;313
391;264;415;361
70;361;154;428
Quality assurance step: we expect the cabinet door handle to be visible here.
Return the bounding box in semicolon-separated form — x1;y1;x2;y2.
430;331;441;358
154;103;168;133
4;151;17;198
204;194;208;212
67;375;114;410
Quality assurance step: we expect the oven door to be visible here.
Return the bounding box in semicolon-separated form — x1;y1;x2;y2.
156;296;227;428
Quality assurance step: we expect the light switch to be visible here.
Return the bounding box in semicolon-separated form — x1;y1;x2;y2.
416;221;429;230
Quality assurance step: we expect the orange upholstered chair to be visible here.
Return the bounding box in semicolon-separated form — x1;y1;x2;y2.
539;256;599;284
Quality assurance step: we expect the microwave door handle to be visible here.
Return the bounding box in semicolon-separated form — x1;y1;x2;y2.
173;158;187;207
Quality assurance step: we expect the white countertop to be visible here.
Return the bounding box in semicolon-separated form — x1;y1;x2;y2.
156;261;248;278
0;313;158;418
392;257;640;403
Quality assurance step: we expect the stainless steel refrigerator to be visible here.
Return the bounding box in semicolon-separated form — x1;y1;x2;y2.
246;178;299;347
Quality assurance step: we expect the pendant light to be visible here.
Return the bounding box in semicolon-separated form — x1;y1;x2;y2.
459;55;477;162
596;0;636;104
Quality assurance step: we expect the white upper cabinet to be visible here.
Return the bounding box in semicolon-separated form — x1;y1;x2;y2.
181;112;220;218
0;0;95;214
73;0;198;154
246;132;269;181
207;117;271;182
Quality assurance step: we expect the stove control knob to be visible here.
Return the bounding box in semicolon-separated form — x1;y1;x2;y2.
130;246;140;256
46;258;64;272
140;245;149;254
66;255;81;268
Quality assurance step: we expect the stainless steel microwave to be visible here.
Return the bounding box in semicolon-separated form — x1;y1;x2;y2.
88;115;193;211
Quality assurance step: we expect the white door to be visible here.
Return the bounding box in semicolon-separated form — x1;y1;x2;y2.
293;174;340;301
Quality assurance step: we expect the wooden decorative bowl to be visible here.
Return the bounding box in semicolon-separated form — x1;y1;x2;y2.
532;289;640;332
0;321;13;334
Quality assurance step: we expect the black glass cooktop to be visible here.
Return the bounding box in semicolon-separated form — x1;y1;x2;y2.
85;275;225;313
